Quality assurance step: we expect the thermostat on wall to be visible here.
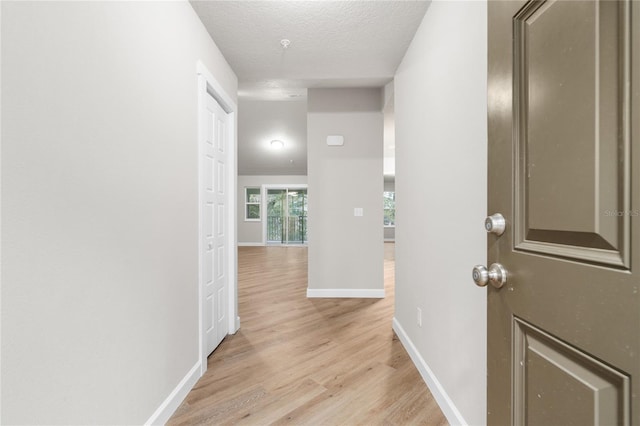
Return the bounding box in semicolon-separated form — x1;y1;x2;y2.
326;135;344;146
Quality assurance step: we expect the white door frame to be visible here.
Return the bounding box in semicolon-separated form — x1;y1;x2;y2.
197;61;239;377
261;183;308;245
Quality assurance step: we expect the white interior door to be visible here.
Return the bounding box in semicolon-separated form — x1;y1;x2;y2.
202;92;229;355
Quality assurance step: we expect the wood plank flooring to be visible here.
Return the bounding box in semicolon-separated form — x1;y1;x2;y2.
168;243;448;425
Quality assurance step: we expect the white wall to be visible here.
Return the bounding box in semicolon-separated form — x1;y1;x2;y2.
307;88;384;297
1;2;237;424
393;1;487;425
237;175;308;244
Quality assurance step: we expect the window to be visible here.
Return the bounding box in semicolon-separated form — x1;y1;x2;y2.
245;187;261;221
384;191;395;226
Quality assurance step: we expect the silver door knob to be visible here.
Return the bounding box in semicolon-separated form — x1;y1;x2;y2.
485;213;506;236
472;263;508;288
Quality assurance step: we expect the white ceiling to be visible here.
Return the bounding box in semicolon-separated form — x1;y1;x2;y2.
190;1;430;175
238;98;308;175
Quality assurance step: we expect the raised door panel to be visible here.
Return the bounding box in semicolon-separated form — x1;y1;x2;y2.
513;0;631;267
514;318;630;425
216;160;225;195
216;119;226;154
216;204;225;238
204;203;213;239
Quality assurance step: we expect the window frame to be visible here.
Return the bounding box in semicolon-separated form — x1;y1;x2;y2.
244;187;261;221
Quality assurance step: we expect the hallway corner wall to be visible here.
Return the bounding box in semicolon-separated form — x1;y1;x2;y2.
393;1;488;425
1;2;236;424
307;88;384;297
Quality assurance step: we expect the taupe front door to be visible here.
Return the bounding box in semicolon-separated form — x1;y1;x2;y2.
487;1;639;424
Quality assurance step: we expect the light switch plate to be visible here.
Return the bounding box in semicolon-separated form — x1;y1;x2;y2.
354;208;364;217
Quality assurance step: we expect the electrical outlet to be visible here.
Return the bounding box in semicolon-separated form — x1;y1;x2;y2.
417;307;422;327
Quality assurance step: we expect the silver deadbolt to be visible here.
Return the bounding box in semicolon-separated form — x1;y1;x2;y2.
472;263;508;288
485;213;506;236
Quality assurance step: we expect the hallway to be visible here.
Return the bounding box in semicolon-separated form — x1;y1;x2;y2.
168;244;447;425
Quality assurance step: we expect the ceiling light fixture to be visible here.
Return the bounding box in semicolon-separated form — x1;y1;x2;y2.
280;39;291;49
270;139;284;149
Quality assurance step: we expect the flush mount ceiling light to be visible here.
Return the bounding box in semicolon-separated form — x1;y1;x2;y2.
270;139;284;149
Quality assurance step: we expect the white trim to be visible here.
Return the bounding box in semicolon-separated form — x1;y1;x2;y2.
244;186;262;221
392;318;468;426
0;2;3;422
306;288;385;298
196;61;239;382
384;238;396;242
197;62;235;114
145;361;201;426
262;184;309;189
238;242;264;247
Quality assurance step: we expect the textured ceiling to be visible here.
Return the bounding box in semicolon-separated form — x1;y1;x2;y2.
190;1;428;175
190;1;430;100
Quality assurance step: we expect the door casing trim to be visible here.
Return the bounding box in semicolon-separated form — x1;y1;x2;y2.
197;61;239;378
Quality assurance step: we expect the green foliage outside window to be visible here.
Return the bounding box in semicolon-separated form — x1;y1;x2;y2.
245;187;261;220
384;191;395;226
247;204;260;219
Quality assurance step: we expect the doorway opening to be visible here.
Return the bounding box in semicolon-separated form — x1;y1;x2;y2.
197;61;238;378
263;185;308;245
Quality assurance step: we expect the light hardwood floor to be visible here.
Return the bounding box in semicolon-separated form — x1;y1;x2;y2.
168;243;448;425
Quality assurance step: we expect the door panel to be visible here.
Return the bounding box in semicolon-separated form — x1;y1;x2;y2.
205;158;214;191
217;245;224;280
204;204;213;239
487;1;639;424
217;160;225;194
206;294;214;332
513;318;630;425
216;119;225;154
204;250;213;286
201;93;229;356
217;204;224;238
513;0;630;267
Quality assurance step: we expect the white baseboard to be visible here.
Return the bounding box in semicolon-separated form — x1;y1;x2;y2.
384;238;395;242
237;242;264;247
145;361;201;426
306;288;385;298
392;318;467;426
